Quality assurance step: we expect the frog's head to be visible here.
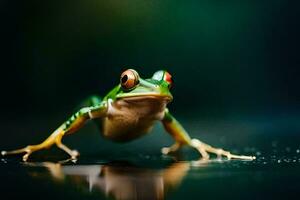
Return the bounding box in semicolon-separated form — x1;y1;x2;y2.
115;69;173;102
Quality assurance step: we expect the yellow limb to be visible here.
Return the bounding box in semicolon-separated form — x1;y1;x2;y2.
161;109;255;160
2;102;107;161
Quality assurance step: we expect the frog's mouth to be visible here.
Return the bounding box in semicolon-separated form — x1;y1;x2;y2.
116;93;173;102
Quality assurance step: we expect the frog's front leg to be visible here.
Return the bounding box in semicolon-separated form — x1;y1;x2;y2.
161;109;255;160
2;102;107;161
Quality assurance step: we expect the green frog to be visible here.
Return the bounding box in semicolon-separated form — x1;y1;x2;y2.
1;69;255;161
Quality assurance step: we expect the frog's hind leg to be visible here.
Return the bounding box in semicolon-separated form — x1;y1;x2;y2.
2;102;107;161
161;109;255;160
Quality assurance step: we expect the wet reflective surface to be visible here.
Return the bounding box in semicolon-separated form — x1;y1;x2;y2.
1;117;300;200
2;150;300;200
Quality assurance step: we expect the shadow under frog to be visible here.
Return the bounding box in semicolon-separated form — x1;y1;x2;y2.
24;159;211;200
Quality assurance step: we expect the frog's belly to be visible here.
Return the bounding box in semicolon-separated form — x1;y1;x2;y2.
100;97;168;142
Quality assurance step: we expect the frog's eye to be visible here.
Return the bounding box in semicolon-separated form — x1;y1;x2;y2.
164;71;173;89
152;70;173;89
120;69;140;90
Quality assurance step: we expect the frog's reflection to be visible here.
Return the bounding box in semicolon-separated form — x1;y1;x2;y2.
27;159;209;200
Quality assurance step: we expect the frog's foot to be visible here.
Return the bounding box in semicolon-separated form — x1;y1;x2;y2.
161;142;182;155
191;139;255;160
1;132;79;161
2;144;51;162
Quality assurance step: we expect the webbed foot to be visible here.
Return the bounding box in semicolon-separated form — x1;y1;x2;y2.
1;132;80;161
191;139;255;160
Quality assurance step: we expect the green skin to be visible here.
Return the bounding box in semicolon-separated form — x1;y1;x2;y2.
1;69;255;161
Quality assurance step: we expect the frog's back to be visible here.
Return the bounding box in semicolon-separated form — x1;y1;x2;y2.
99;97;168;142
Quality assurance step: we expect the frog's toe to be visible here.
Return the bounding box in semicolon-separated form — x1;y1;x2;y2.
161;143;181;155
1;151;7;156
71;150;80;158
161;147;171;155
22;153;31;162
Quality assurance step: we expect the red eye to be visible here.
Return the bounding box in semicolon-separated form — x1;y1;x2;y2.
164;71;173;89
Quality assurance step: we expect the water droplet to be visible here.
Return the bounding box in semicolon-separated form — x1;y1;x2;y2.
278;160;281;163
256;151;261;156
296;149;300;153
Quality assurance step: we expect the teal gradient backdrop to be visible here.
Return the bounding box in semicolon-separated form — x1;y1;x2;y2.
0;0;299;117
1;2;300;200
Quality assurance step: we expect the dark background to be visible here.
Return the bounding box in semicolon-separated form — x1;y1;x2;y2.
0;0;300;157
1;0;299;119
1;1;300;200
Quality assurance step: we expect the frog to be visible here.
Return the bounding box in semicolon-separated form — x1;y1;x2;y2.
1;69;255;161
